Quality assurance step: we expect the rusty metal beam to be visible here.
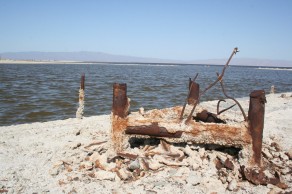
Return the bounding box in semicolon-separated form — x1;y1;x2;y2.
125;118;251;148
248;90;266;166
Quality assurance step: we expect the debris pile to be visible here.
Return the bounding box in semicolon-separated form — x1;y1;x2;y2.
50;133;292;193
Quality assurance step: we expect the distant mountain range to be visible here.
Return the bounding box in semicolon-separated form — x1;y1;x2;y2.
1;51;291;67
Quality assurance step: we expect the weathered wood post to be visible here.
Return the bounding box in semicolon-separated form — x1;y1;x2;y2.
248;90;266;166
112;83;130;151
76;74;85;119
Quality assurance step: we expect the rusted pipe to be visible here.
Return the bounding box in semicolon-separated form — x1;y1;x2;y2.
112;83;129;118
248;90;266;166
125;122;183;138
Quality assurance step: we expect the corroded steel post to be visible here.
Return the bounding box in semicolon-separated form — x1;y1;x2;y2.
248;90;266;166
112;83;129;152
112;83;128;118
81;73;85;90
187;79;200;105
76;73;85;119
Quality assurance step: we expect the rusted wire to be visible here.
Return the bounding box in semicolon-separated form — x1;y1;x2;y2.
216;99;236;115
217;99;225;114
216;72;247;121
218;104;236;115
185;47;239;123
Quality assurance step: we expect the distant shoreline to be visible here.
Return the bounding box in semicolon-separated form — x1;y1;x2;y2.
0;59;83;64
1;59;292;69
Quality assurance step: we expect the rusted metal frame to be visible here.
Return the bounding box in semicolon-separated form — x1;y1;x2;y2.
216;72;247;121
185;47;239;123
179;73;199;120
216;99;236;115
248;90;266;166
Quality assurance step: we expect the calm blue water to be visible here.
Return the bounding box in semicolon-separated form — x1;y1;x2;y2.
0;63;291;126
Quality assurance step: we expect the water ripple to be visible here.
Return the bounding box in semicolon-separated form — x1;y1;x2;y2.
0;63;291;126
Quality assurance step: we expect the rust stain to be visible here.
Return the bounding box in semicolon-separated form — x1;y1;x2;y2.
112;115;128;151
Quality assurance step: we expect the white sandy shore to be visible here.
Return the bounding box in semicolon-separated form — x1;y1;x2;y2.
0;92;291;193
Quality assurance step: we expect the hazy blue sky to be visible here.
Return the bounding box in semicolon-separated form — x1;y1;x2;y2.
0;0;291;60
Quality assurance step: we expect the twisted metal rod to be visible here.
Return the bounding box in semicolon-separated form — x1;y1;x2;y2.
216;72;247;121
216;99;236;115
185;47;239;123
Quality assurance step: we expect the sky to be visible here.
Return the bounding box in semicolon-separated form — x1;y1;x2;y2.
0;0;292;61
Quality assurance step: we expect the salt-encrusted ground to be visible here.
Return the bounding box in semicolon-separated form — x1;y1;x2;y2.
0;92;291;194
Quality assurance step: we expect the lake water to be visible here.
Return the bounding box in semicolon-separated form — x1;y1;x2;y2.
0;63;291;126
